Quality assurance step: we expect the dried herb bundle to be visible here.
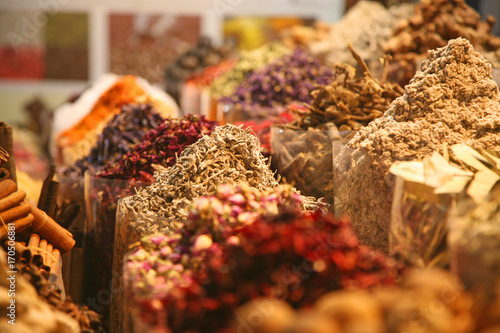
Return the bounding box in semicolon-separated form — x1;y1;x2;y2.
125;124;280;233
303;44;404;132
64;104;164;178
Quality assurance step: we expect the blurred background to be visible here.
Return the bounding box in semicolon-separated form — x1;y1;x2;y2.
0;0;498;125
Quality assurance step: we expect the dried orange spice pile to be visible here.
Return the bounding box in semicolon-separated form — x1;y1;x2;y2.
56;76;176;165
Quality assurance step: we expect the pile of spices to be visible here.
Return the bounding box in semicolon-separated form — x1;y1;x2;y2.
84;115;218;318
116;184;324;332
0;250;81;333
209;43;291;98
131;213;397;332
165;37;232;103
56;75;178;166
236;268;473;333
125;184;321;301
270;47;402;209
301;45;404;132
63;104;164;178
185;59;236;87
19;263;104;332
98;115;218;184
324;1;410;68
221;48;335;109
124;124;281;232
334;38;500;253
384;0;500;85
281;2;413;69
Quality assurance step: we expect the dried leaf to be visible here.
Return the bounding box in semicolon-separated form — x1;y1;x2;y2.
452;144;492;172
389;161;425;184
467;169;500;203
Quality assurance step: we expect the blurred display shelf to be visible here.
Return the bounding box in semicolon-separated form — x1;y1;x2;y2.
0;0;343;97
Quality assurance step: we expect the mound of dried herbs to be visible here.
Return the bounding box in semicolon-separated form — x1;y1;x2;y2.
335;38;500;253
124;124;280;232
84;115;218;322
63;103;164;178
99;114;218;183
125;212;397;332
210;43;291;98
221;48;335;109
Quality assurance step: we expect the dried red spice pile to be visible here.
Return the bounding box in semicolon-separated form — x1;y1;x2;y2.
150;213;397;332
98;115;218;183
64;103;164;178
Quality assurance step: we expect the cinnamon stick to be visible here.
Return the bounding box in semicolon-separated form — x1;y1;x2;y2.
0;202;31;223
28;233;42;267
51;249;61;276
0;122;17;184
0;179;16;200
37;165;56;211
39;239;47;264
46;243;53;268
29;204;75;253
0;190;26;212
45;181;59;218
0;214;34;238
28;233;40;248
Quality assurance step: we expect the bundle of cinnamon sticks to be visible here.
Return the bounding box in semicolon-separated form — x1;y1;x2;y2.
0;178;75;253
5;234;61;275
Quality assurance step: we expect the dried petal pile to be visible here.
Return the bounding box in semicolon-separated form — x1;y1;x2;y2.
127;212;396;332
385;0;500;85
221;48;335;109
125;184;320;301
99;115;218;183
210;43;291;98
125;124;280;233
335;38;500;253
64;104;164;178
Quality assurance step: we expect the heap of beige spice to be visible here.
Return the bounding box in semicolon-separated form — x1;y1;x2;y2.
335;37;500;253
125;124;322;234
